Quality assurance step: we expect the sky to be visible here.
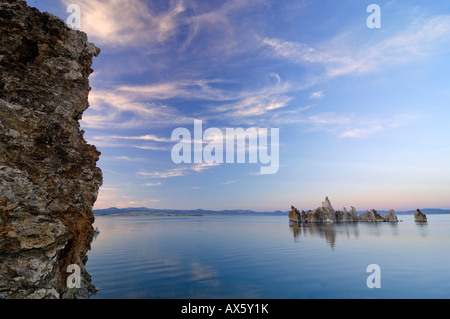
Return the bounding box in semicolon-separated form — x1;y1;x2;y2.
27;0;450;212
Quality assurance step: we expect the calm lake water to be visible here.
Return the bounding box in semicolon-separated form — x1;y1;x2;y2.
87;214;450;299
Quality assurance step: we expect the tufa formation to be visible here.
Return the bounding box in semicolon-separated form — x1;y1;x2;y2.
289;197;399;223
414;209;427;222
0;0;102;298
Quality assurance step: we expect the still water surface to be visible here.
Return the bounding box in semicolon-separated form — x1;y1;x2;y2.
87;214;450;299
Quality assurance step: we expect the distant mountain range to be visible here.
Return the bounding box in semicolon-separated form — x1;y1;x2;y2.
93;207;450;216
395;208;450;215
93;207;286;216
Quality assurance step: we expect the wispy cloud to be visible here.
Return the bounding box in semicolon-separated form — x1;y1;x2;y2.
64;0;267;57
298;105;315;112
339;126;384;138
208;73;295;120
137;163;220;179
143;182;163;187
266;108;418;138
113;156;146;162
310;91;324;100
117;79;231;101
263;15;450;77
329;16;450;77
134;145;172;152
181;0;269;56
137;168;187;179
82;89;195;129
93;134;171;143
217;94;294;118
191;163;221;172
86;72;296;131
76;1;428;166
86;134;173;151
263;38;339;65
63;0;186;47
221;180;237;185
338;114;418;138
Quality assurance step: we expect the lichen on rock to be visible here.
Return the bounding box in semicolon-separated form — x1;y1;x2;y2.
0;0;102;299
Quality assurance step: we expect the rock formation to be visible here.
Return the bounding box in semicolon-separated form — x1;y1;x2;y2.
358;209;398;222
289;197;399;223
322;196;335;221
0;1;102;299
343;207;359;222
414;209;427;222
288;206;301;223
387;209;399;222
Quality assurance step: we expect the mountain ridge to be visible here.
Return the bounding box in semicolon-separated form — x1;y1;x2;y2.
93;207;286;216
94;207;450;216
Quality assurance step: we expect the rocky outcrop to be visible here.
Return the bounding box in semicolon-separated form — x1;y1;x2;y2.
358;209;398;222
289;197;399;223
344;207;359;222
387;209;399;222
288;206;301;223
322;196;335;221
0;1;102;299
414;209;427;222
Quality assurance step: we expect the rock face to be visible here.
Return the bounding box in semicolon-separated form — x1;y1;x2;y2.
414;209;427;222
289;197;398;223
0;1;102;299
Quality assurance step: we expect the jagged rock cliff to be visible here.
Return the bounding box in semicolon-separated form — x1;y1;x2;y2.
289;197;399;223
0;0;102;299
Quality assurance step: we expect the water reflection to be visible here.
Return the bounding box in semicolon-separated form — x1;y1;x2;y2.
289;222;357;248
289;221;400;248
86;215;450;299
415;220;429;238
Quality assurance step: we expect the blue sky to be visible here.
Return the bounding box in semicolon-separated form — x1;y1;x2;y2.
28;0;450;211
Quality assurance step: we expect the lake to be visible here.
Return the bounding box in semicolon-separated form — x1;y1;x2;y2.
86;214;450;299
